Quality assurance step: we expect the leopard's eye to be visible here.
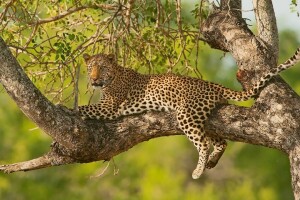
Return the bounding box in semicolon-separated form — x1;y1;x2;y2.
100;65;109;73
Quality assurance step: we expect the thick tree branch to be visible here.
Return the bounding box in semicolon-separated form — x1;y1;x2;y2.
202;1;300;198
0;37;76;147
220;0;242;17
253;0;279;58
207;82;300;153
289;145;300;199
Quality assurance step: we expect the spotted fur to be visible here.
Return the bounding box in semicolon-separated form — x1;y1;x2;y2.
79;48;300;179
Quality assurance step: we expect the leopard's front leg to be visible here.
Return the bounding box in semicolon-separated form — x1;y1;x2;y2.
78;99;122;120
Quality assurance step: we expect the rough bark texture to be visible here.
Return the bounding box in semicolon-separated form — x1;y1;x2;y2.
253;0;279;58
1;0;300;198
290;145;300;199
220;0;242;17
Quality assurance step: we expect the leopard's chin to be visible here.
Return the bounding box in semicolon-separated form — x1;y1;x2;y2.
91;78;114;89
92;83;103;87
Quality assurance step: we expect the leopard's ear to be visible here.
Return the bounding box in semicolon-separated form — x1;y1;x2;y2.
83;53;91;62
107;54;115;62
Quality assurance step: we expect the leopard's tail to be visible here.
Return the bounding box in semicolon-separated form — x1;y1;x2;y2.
222;47;300;101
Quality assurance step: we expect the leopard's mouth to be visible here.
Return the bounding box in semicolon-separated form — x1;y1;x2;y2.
91;76;115;89
92;82;105;87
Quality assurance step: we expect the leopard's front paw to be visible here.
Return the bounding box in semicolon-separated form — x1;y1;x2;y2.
56;104;76;115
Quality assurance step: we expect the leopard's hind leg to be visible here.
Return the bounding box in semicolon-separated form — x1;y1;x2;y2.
176;109;210;179
206;137;227;169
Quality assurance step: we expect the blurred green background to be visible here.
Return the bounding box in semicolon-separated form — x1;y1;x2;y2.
1;0;300;199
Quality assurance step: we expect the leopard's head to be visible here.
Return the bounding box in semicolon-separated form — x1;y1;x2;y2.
83;53;117;88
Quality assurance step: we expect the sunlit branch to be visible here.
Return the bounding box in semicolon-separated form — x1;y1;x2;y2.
0;156;52;173
125;0;134;30
28;3;119;25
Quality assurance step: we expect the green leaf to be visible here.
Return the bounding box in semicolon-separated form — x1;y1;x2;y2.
68;34;75;41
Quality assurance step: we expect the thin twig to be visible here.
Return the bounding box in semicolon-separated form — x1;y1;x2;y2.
112;158;119;175
73;63;80;110
28;4;118;25
90;161;110;179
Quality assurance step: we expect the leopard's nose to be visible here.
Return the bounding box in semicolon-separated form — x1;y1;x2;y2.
91;78;100;85
90;68;99;82
91;76;98;82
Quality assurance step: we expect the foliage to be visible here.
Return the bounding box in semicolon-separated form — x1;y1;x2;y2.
290;0;299;16
0;0;213;103
0;0;300;199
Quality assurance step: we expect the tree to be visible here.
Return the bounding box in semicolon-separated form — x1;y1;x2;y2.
0;0;300;198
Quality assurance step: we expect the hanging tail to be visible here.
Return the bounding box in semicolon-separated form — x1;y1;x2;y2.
222;47;300;101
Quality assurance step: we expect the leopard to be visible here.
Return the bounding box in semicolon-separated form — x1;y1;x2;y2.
79;48;300;179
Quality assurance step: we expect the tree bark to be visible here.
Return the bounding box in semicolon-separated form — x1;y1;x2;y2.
0;0;300;198
253;0;279;58
290;145;300;199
